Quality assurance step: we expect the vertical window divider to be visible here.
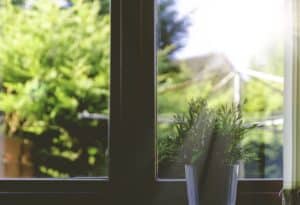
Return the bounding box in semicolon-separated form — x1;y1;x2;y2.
283;0;300;194
110;0;156;204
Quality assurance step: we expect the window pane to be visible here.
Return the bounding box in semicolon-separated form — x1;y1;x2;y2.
157;0;284;179
0;0;110;178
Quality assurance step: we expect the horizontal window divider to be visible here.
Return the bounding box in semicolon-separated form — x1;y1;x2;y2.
156;178;186;182
153;179;282;205
0;177;109;182
156;178;283;183
0;177;282;203
238;178;282;181
238;179;282;193
0;179;110;193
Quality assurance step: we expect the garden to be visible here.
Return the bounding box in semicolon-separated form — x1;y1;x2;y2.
0;0;283;178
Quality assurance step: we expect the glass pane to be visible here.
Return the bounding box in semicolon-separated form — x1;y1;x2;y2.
157;0;284;179
0;0;110;178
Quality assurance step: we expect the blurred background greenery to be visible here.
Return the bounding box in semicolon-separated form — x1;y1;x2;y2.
0;0;283;178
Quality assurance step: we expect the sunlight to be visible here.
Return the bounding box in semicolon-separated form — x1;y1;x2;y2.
176;0;285;69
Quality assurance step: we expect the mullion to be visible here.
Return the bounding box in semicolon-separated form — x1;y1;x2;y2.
110;0;156;203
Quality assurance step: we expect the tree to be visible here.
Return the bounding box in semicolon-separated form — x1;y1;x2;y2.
0;0;190;177
158;0;189;57
0;0;109;177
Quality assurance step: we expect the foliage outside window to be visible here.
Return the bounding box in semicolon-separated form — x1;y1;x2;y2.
0;0;110;177
0;0;189;177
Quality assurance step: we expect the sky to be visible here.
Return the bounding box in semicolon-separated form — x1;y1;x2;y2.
174;0;285;70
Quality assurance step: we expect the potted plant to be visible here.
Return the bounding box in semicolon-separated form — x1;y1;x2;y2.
173;98;256;205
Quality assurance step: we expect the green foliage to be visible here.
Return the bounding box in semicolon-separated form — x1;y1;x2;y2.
158;0;189;56
0;0;190;178
244;131;283;178
243;45;283;120
73;0;109;15
173;99;214;164
171;98;256;165
157;44;284;177
98;0;109;15
215;104;257;165
0;0;109;176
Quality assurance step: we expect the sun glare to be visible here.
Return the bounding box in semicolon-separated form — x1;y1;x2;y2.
176;0;285;69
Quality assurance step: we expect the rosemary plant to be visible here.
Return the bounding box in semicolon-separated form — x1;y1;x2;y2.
174;98;256;165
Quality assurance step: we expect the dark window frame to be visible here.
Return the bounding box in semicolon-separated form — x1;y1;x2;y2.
0;0;282;204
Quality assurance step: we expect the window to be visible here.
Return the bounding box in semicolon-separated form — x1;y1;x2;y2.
157;0;285;180
0;0;290;204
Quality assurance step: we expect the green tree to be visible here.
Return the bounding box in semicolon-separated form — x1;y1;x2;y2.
0;0;109;177
158;0;189;56
0;0;190;177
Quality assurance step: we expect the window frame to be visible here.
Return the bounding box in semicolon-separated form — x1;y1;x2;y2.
0;0;283;204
